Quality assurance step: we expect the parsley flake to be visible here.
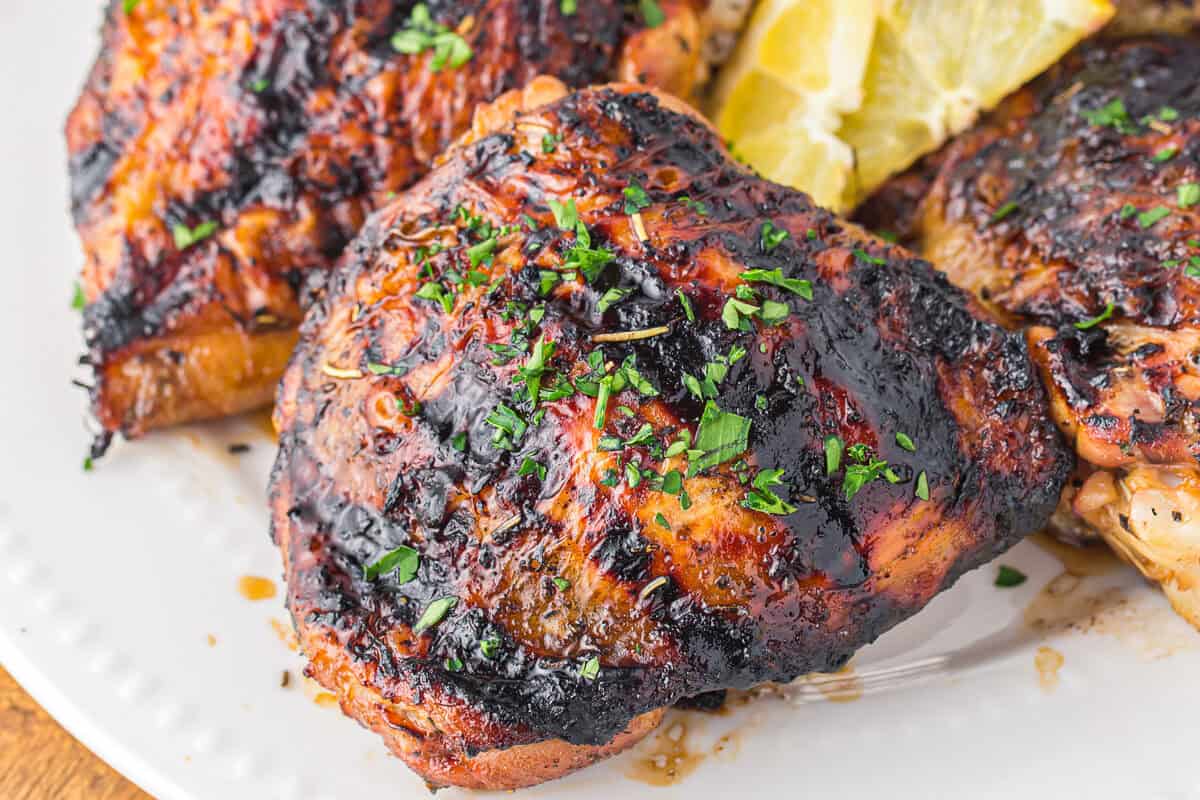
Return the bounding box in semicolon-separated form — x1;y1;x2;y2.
687;401;750;476
760;220;789;252
895;432;916;452
364;545;419;582
623;181;650;214
1178;183;1200;209
676;289;696;321
995;565;1027;588
70;281;85;311
743;468;797;515
413;596;457;634
740;268;812;300
391;5;473;71
1074;302;1114;330
580;656;601;681
172;220;218;250
1138;207;1171;228
824;436;843;475
990;201;1019;224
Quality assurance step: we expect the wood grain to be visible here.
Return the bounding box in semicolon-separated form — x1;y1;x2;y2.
0;665;148;800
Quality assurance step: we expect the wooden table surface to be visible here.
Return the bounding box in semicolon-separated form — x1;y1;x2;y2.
0;665;148;800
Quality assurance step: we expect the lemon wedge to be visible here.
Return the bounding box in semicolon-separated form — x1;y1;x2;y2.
710;0;1114;211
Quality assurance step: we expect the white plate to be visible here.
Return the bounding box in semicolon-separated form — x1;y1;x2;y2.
4;2;1200;798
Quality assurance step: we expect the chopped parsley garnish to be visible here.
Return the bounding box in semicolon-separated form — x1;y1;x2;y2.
1158;106;1179;121
661;469;683;495
687;401;750;476
990;201;1019;224
916;471;930;501
466;236;497;267
852;248;886;266
1074;301;1114;330
541;133;561;154
593;375;614;429
518;335;554;406
895;432;916;452
842;455;897;501
995;565;1027;588
391;4;472;72
1082;98;1135;133
82;456;95;472
722;297;760;331
1153;146;1179;163
70;281;85;311
824;436;843;475
760;220;789;252
654;512;671;530
597;287;632;313
485;403;527;450
1119;203;1137;220
123;0;140;13
560;0;577;14
760;300;789;325
172;220;217;250
553;577;571;591
450;432;467;452
743;468;797;515
755;394;768;411
548;198;578;230
1138;206;1171;228
676;289;696;321
364;545;419;582
366;361;407;376
678;195;708;216
625;461;642;488
1178;183;1200;209
580;655;601;681
740;268;812;300
413;596;457;634
416;281;454;313
248;78;269;93
623;181;651;214
638;0;665;26
444;656;463;672
518;457;546;480
480;637;500;658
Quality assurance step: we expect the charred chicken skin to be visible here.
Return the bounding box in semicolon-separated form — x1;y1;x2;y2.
66;0;733;447
269;80;1070;789
858;36;1200;626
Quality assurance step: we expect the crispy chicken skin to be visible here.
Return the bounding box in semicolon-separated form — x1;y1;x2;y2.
66;0;716;447
269;80;1070;789
858;36;1200;625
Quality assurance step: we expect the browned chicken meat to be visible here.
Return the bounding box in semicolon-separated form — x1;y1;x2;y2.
858;36;1200;626
269;79;1070;789
67;0;744;451
1108;0;1197;36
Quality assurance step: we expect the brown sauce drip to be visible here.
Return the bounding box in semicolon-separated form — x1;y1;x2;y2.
1030;531;1123;577
1034;646;1064;691
626;716;705;787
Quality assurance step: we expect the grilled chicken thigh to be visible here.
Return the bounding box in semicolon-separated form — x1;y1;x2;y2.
858;36;1200;625
67;0;741;448
269;79;1070;789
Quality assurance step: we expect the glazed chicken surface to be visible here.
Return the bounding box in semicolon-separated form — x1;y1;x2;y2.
858;36;1200;626
67;0;737;449
269;79;1070;789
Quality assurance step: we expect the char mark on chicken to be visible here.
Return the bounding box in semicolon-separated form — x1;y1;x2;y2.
269;80;1070;789
857;35;1200;626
